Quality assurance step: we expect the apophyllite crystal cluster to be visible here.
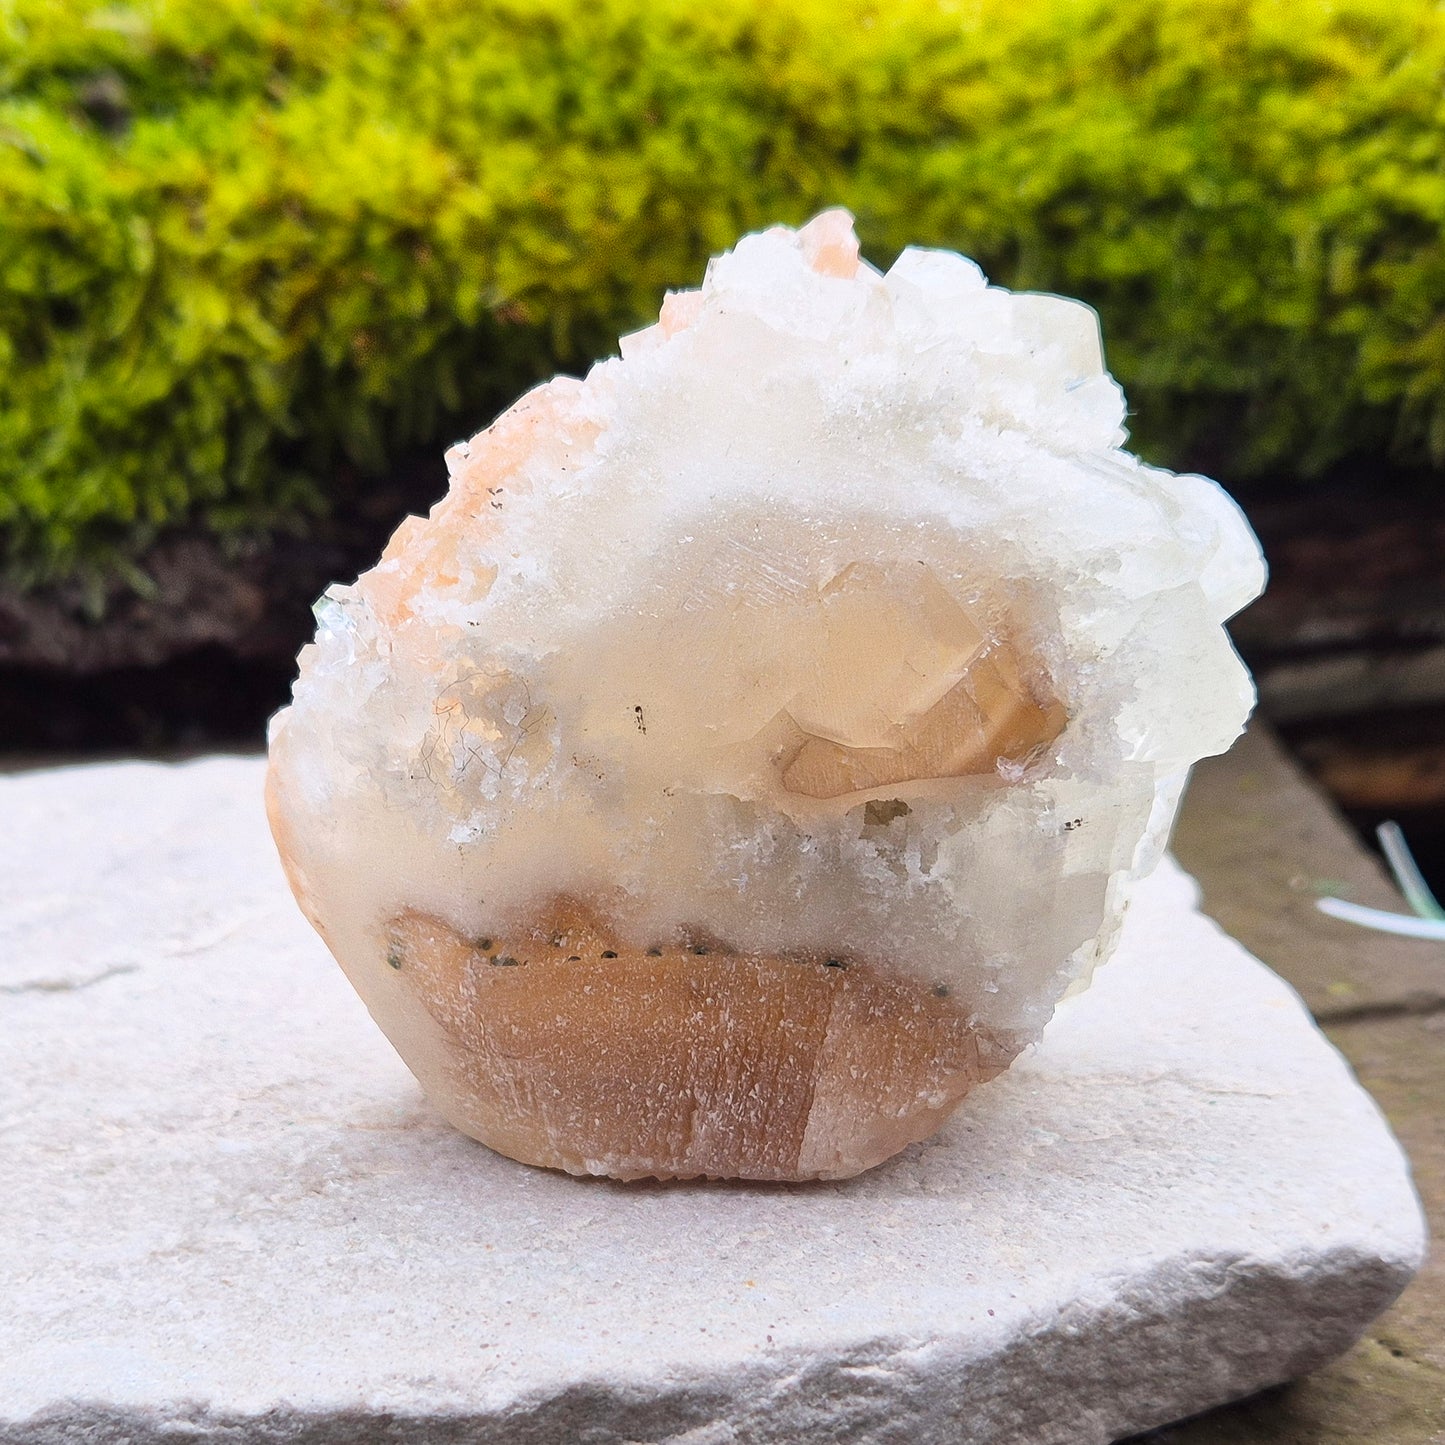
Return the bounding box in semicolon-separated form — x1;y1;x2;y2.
267;211;1265;1182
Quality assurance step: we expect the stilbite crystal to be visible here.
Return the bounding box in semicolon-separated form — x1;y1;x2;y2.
266;210;1265;1181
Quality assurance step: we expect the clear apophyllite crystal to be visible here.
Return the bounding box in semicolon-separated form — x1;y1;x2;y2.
266;211;1265;1182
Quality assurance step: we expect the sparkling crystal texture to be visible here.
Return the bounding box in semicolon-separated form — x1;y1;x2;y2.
266;211;1265;1182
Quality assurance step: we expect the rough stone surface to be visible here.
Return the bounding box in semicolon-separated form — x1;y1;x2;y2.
1147;723;1445;1443
0;756;1425;1445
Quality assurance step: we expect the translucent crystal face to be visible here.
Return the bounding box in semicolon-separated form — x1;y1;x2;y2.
375;898;1013;1182
537;548;1067;817
773;562;1066;799
266;210;1265;1182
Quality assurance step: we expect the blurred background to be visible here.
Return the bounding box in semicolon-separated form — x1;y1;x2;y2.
1;0;1442;888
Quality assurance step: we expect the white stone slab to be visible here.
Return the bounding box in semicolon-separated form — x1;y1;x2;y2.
0;757;1425;1445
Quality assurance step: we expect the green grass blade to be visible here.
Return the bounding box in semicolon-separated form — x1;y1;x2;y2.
1377;821;1445;921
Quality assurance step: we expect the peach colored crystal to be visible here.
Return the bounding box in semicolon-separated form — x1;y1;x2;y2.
381;904;1011;1181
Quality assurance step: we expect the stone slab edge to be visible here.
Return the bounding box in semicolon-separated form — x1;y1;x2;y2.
0;758;1427;1445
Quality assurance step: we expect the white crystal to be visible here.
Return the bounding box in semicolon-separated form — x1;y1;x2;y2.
267;211;1265;1180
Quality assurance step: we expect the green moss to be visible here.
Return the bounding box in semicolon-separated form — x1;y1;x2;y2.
2;0;1443;581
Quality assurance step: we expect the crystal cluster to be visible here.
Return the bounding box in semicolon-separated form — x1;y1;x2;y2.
266;211;1265;1181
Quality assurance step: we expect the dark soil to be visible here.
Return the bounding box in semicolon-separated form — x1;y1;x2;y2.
0;647;293;753
1228;473;1445;711
1278;703;1445;909
1235;474;1445;897
0;443;451;746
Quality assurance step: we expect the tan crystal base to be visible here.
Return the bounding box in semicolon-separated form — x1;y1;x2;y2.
381;905;1017;1182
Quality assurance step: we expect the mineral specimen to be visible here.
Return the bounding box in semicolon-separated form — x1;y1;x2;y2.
266;210;1265;1182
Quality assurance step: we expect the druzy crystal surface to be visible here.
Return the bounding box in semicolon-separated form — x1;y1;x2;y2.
266;211;1265;1182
